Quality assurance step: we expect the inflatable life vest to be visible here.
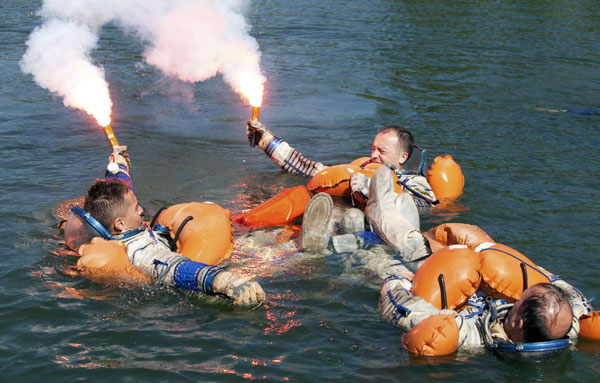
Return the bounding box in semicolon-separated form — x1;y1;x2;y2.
307;154;464;203
307;157;397;197
307;163;360;197
423;222;494;253
402;313;460;356
153;202;234;265
402;224;600;356
412;246;482;310
426;155;464;201
475;242;552;302
231;185;310;227
73;202;233;284
78;237;151;285
415;224;551;304
411;223;490;309
579;311;600;341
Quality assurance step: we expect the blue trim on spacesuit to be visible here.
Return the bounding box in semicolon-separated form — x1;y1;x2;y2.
71;206;113;240
173;261;223;294
105;164;133;191
174;261;208;291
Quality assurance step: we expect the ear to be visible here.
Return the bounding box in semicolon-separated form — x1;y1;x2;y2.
113;217;126;233
399;151;409;165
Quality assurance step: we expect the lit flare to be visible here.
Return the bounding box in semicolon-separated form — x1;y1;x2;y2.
241;77;264;108
71;78;112;127
71;78;116;148
241;76;264;147
251;106;260;121
102;125;119;148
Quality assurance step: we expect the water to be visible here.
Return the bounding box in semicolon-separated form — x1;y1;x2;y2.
1;0;599;381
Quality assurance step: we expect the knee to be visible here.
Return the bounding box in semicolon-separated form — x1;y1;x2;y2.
341;208;365;233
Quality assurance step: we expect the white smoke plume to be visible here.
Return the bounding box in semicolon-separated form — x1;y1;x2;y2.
21;0;266;126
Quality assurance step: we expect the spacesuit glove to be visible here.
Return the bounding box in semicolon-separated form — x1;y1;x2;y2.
246;120;275;149
213;271;266;305
350;171;371;206
108;145;131;173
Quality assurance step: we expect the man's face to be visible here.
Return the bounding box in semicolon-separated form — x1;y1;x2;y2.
371;131;408;168
115;189;144;233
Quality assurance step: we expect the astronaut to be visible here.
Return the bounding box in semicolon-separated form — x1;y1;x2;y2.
246;121;436;211
64;147;265;305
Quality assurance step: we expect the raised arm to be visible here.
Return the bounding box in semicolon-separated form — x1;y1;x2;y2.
105;145;133;189
247;120;326;177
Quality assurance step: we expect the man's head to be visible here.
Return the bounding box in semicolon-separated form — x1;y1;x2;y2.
371;126;415;169
84;179;144;234
503;283;573;343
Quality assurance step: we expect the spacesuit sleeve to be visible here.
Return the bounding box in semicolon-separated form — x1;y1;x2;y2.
257;131;326;177
105;147;133;189
378;275;486;351
398;174;437;211
124;234;223;295
378;276;452;331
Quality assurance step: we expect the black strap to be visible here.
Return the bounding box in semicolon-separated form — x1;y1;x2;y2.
438;274;448;309
149;206;167;229
170;216;194;251
520;262;529;292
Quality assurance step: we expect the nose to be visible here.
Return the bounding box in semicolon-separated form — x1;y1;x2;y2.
371;148;382;163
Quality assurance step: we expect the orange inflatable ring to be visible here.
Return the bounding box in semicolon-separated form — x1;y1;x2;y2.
402;314;459;356
307;163;360;197
308;157;406;198
155;202;233;265
232;185;311;227
412;246;482;310
309;154;465;203
307;157;381;197
579;311;600;341
423;223;494;253
352;163;404;193
476;243;551;302
78;237;151;285
427;155;464;201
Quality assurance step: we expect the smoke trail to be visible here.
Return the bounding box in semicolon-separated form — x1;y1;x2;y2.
21;18;113;126
21;0;266;126
141;1;266;105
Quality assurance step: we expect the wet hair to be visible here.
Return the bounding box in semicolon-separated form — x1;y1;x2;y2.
519;284;572;343
379;126;414;159
84;179;130;228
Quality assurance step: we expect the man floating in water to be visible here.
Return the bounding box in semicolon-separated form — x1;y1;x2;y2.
65;146;265;305
246;121;436;211
364;166;597;356
244;121;441;260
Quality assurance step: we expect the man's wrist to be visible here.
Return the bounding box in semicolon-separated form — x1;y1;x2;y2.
257;131;275;151
212;270;232;295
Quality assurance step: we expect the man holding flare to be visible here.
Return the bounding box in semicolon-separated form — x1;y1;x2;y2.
65;144;266;306
244;119;436;256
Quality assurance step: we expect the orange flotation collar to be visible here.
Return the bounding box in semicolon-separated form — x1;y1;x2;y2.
307;154;464;204
154;202;234;265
